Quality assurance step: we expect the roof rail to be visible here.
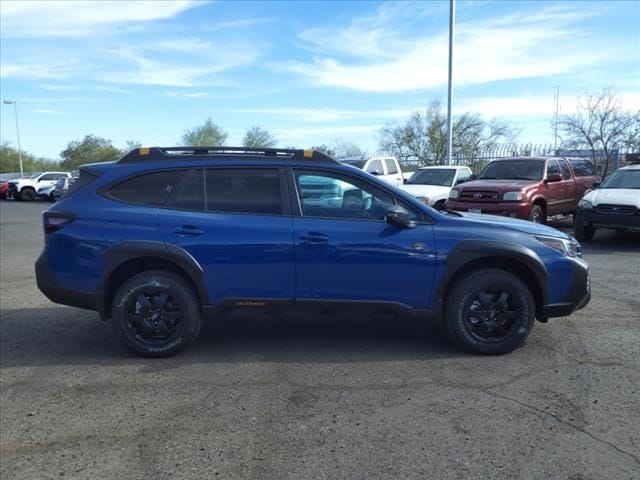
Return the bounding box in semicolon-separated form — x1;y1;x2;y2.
118;146;337;164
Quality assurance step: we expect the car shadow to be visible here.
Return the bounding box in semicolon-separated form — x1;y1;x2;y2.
0;307;462;368
579;230;640;253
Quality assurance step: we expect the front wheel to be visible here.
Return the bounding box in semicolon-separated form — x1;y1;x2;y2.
528;204;545;224
18;188;36;201
574;214;595;241
110;270;202;357
445;269;535;354
433;200;446;211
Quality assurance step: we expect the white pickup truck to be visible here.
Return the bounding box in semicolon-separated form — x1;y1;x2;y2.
8;171;72;201
340;156;405;187
400;165;473;210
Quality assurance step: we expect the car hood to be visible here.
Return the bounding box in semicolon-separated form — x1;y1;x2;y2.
583;188;640;208
399;184;451;197
457;179;539;192
452;211;572;239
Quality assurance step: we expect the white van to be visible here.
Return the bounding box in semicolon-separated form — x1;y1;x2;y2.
340;156;404;187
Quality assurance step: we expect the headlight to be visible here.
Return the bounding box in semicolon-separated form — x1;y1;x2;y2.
578;199;594;210
449;189;459;200
535;235;581;257
503;191;523;201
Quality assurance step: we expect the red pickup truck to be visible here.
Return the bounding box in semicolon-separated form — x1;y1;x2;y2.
445;157;600;223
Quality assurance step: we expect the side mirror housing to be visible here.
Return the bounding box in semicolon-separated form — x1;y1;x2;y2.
469;174;477;181
546;173;562;182
592;182;601;189
367;170;380;176
386;205;416;228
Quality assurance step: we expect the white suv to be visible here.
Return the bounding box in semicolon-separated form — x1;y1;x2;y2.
9;172;72;201
400;165;473;210
340;156;404;187
574;164;640;240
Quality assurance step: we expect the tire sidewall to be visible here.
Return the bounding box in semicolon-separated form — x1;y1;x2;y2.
110;271;201;357
446;270;535;354
529;205;545;224
20;188;36;201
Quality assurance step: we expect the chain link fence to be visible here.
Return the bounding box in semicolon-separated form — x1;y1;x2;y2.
397;144;638;175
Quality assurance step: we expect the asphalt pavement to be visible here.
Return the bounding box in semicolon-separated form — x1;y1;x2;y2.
1;200;639;480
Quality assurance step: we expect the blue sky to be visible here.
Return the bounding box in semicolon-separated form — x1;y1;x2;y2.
1;0;639;160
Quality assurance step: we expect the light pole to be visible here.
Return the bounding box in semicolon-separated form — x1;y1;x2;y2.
446;0;455;166
3;100;24;176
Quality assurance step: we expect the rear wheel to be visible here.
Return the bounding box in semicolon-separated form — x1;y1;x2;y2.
445;269;535;354
18;188;36;201
110;270;202;357
528;204;545;224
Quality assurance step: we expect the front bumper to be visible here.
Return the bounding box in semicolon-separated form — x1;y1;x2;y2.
542;258;590;319
35;250;97;311
445;200;531;219
578;208;640;232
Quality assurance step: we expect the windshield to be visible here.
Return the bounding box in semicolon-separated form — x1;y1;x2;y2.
407;169;456;186
340;159;366;169
480;160;544;181
601;169;640;189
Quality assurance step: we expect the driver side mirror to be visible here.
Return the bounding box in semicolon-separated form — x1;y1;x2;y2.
386;205;416;228
469;174;477;181
367;170;381;176
592;182;601;189
546;173;562;182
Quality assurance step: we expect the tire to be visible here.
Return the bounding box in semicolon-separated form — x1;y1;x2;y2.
528;204;545;224
434;200;446;211
574;214;595;241
445;269;535;355
110;270;202;357
18;188;36;201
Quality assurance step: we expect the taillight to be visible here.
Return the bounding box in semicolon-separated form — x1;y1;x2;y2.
43;212;75;235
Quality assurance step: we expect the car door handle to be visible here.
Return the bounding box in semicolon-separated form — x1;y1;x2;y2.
173;225;203;237
299;232;329;244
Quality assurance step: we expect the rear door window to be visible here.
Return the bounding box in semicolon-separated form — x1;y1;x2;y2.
570;159;597;177
384;159;398;175
205;169;283;215
108;170;186;206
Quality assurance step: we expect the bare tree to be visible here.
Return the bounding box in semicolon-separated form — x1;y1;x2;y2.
558;86;639;175
378;100;516;166
330;139;367;159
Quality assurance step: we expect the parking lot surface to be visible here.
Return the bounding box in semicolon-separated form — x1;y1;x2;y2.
1;200;639;480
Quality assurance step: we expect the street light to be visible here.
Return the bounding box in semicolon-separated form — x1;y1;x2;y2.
446;0;456;166
3;100;23;176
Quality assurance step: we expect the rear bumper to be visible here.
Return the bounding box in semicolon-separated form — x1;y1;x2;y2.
35;251;97;311
542;258;590;319
445;200;531;219
578;208;640;232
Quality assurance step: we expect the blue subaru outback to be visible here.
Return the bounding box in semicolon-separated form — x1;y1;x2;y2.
36;147;590;357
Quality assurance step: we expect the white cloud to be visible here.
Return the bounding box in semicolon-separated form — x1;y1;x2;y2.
284;4;617;92
155;38;211;52
102;46;259;87
1;63;74;80
33;108;66;116
0;0;203;37
224;107;414;123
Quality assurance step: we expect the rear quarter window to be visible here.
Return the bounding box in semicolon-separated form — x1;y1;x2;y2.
108;170;186;206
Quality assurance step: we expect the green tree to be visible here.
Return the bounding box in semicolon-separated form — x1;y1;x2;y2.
0;143;55;173
242;126;276;148
378;100;516;166
123;140;142;153
60;134;122;170
182;118;227;147
309;144;336;157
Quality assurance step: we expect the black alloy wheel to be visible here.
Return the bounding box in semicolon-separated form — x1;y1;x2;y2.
111;270;202;357
445;268;535;354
